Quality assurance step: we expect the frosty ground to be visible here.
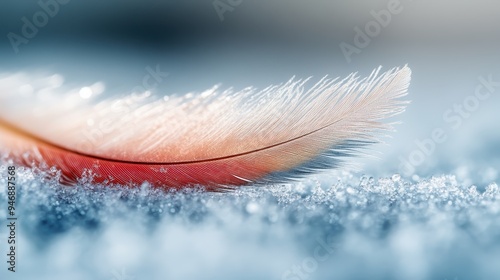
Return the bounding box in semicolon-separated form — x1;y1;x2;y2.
0;163;499;280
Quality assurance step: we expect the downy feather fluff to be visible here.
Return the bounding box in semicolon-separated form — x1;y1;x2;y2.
0;66;411;190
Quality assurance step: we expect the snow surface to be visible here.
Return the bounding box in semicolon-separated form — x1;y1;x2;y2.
1;161;499;280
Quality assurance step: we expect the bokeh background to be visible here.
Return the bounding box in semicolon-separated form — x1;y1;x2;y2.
0;1;499;279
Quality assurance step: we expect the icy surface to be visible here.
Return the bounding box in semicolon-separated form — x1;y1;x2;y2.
0;162;499;280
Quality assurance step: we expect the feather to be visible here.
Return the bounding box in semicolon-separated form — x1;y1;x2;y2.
0;66;411;190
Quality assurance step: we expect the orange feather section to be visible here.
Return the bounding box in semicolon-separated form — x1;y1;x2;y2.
0;66;411;190
0;120;313;190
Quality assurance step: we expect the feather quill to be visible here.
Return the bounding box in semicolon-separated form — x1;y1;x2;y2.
0;66;411;190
